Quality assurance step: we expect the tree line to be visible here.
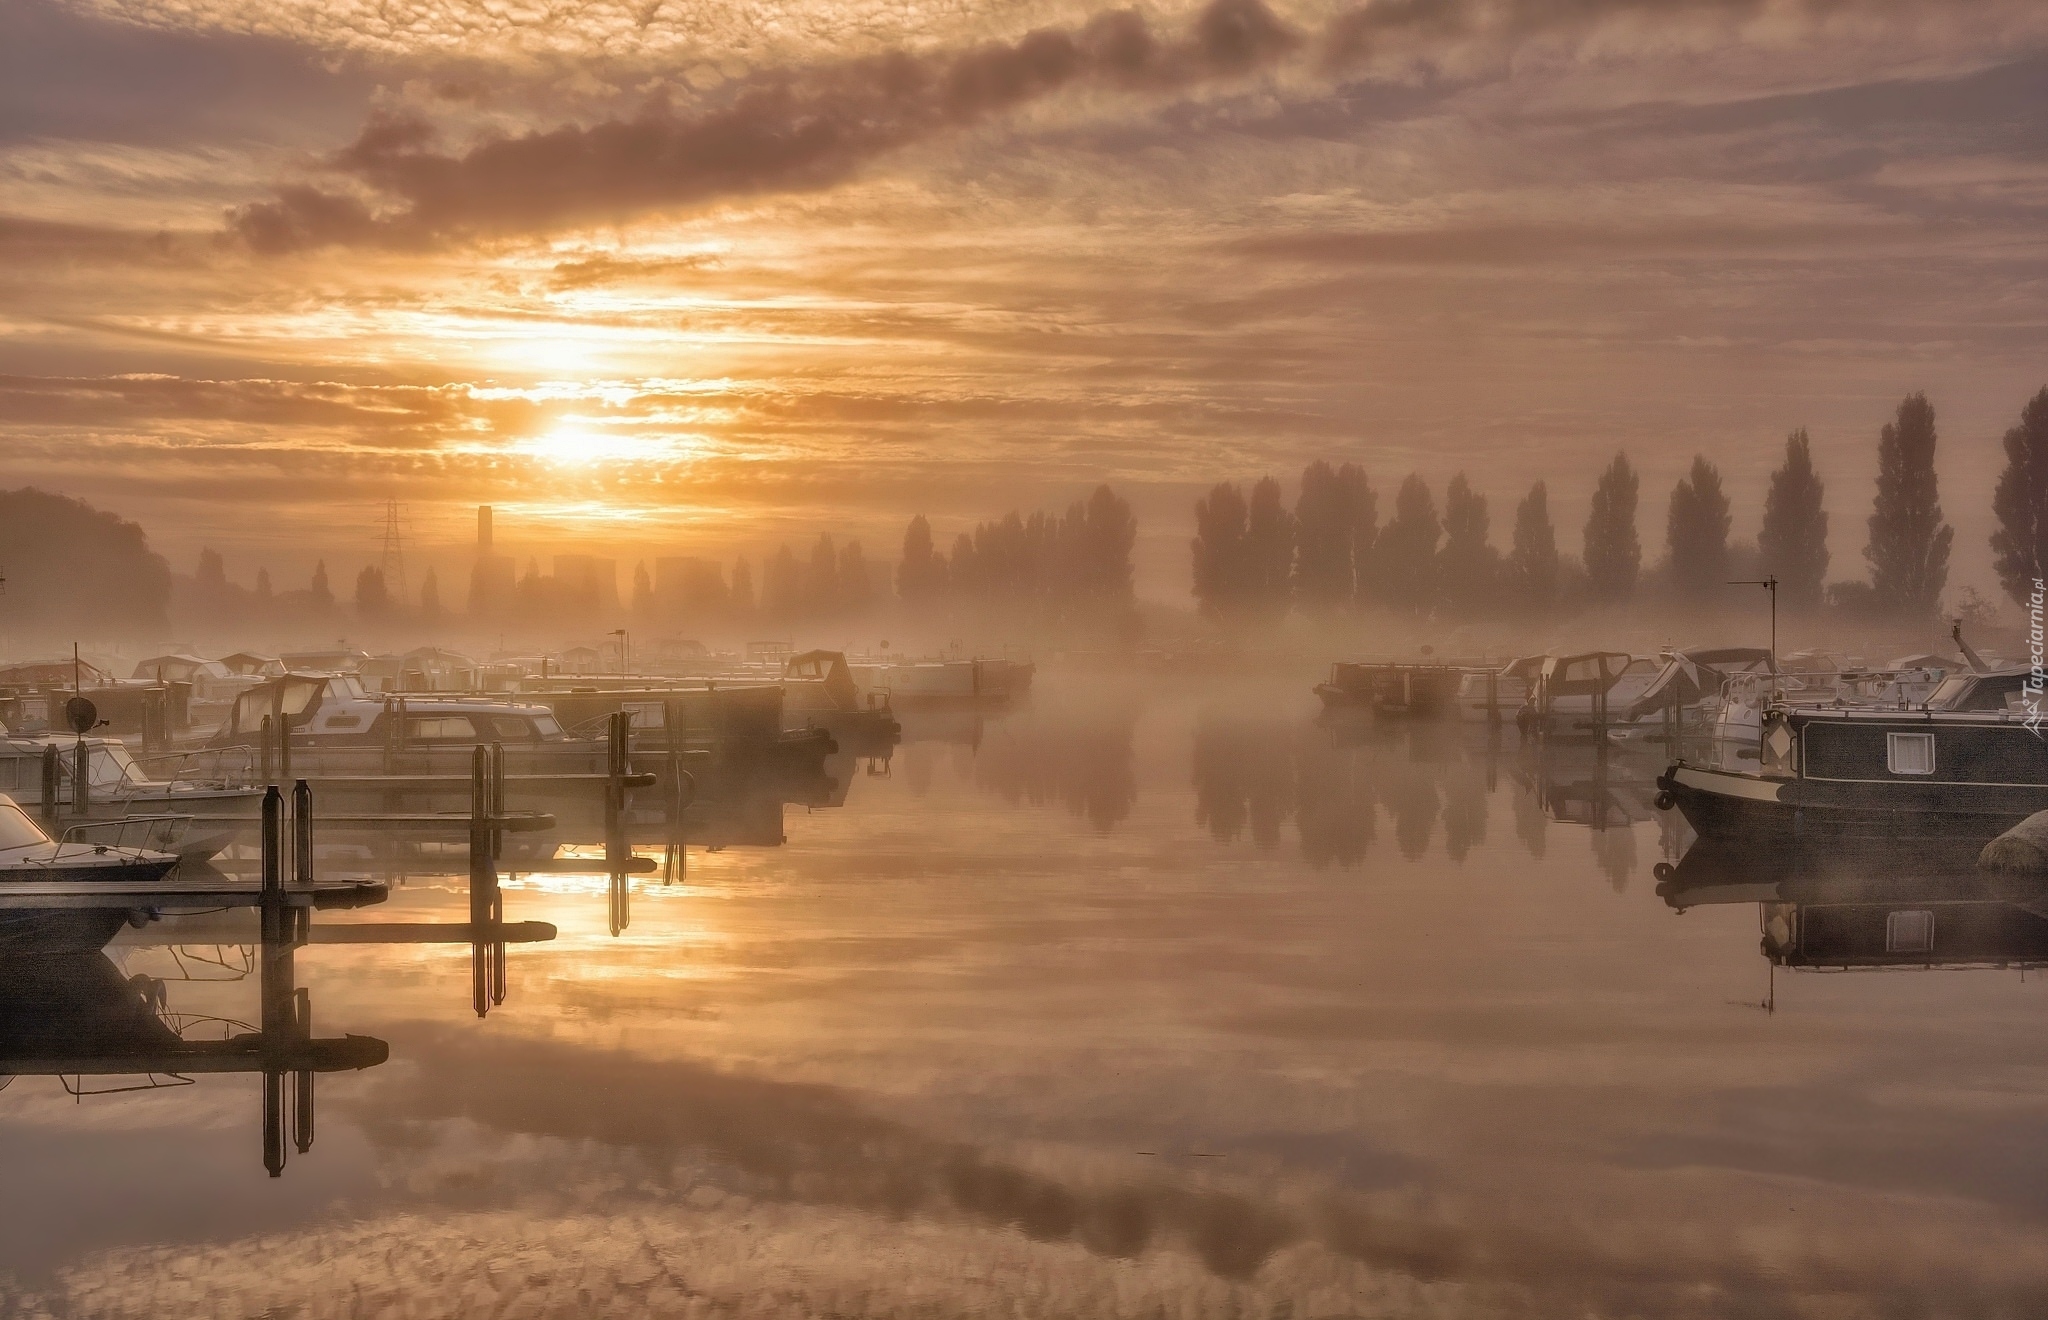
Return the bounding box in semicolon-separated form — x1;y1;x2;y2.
1193;388;2048;624
894;484;1140;640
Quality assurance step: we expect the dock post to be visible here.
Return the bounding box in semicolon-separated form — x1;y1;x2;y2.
259;784;289;1177
292;778;314;890
469;744;495;1016
490;741;506;862
260;715;275;784
71;737;89;816
1486;669;1499;727
40;744;58;829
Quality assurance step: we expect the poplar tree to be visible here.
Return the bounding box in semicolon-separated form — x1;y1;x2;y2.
1583;453;1640;602
1665;455;1732;600
1990;388;2048;605
1191;481;1250;621
1758;429;1829;611
1293;461;1369;612
896;515;947;605
1437;473;1498;614
1864;392;1952;617
1244;476;1295;623
419;567;442;621
1375;475;1440;614
1509;481;1559;611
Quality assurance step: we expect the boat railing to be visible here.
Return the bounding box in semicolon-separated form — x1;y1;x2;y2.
133;744;257;790
60;814;193;854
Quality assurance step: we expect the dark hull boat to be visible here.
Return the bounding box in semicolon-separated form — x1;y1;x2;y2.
0;793;180;953
1658;696;2048;843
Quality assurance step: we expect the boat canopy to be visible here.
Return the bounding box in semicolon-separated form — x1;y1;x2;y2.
1537;652;1636;700
784;650;859;711
1623;647;1775;722
216;673;348;743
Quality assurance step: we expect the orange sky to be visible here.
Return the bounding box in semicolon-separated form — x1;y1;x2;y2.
3;0;2046;598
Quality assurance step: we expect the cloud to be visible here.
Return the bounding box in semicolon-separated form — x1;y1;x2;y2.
224;0;1301;252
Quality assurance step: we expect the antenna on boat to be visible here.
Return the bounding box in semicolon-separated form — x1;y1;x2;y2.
1727;576;1778;673
1952;620;1990;675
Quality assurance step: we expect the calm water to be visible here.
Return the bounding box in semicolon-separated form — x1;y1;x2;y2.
4;674;2047;1318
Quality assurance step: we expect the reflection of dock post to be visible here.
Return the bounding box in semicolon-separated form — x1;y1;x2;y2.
606;710;630;935
469;744;504;1016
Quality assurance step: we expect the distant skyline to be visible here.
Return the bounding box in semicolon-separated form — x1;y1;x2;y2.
3;0;2046;599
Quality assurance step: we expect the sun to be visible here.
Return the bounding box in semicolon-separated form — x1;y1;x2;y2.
515;429;647;467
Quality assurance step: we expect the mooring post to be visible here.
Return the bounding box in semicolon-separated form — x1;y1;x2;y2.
293;778;313;890
490;740;506;862
259;783;289;1178
469;743;492;1017
71;736;89;815
607;710;629;936
40;744;59;829
260;714;275;784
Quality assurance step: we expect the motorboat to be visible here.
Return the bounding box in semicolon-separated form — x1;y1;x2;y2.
0;792;180;953
1451;657;1543;722
780;651;900;747
1517;652;1663;737
0;733;262;818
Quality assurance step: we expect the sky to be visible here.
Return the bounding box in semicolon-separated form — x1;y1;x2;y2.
2;0;2046;599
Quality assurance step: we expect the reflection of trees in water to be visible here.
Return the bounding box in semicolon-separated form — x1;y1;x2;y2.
969;706;1138;832
1191;715;1497;867
1591;823;1637;892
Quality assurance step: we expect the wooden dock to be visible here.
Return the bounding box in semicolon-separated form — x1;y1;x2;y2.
0;878;388;910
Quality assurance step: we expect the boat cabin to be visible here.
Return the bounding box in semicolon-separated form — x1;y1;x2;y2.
208;673;568;747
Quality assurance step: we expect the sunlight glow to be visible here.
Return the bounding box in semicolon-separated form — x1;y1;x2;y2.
514;428;659;467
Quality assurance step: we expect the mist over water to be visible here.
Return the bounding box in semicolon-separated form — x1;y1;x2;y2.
5;672;2046;1318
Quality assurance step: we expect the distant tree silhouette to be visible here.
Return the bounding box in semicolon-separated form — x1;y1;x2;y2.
310;560;334;612
0;487;171;641
729;557;756;619
1293;461;1370;614
1244;477;1295;624
1990;388;2048;606
419;567;442;622
630;560;654;619
804;535;839;618
896;515;947;605
1374;475;1440;614
1865;392;1952;617
1665;455;1732;599
1758;429;1829;611
1509;481;1560;611
353;565;390;619
764;545;804;623
1191;481;1250;622
837;541;874;615
1060;485;1140;638
1583;453;1640;602
255;568;273;602
1437;473;1498;614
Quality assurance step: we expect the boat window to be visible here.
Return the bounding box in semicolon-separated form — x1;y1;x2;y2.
1887;732;1935;775
1926;676;1973;708
488;716;539;742
529;712;563;738
323;714;364;729
0;801;49;849
406;716;477;741
1954;675;2029;711
1885;909;1935;954
623;702;665;730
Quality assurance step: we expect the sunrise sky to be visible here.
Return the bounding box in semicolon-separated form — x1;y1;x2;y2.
3;0;2045;597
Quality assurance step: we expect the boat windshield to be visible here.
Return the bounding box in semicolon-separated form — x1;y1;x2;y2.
1927;676;1973;708
0;801;49;850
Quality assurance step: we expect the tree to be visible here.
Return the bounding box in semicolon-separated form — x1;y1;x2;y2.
838;541;875;614
0;487;172;640
1509;482;1559;611
1294;461;1370;613
1437;473;1497;614
1191;482;1249;622
1244;477;1295;623
764;545;803;622
1583;453;1640;602
1665;455;1732;600
896;515;947;606
310;560;334;612
419;567;441;621
730;557;756;619
1865;392;1952;617
630;560;654;619
1990;387;2048;605
1061;485;1139;638
255;568;273;601
1758;429;1829;611
1375;475;1440;613
353;565;390;618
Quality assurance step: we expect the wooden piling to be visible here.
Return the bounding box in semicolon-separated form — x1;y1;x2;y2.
259;783;289;1178
71;737;89;815
39;745;58;828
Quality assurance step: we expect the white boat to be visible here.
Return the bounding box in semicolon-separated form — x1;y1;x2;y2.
847;657;1035;708
0;792;181;953
0;734;262;818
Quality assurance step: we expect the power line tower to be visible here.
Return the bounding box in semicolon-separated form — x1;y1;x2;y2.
379;500;411;605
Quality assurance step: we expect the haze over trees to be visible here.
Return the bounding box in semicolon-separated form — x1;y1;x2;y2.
1865;392;1953;619
1291;461;1372;614
1437;475;1499;616
1508;482;1560;613
1758;430;1830;611
0;488;170;643
1990;387;2048;605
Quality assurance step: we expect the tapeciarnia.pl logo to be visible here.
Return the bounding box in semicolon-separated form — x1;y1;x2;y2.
2029;577;2045;739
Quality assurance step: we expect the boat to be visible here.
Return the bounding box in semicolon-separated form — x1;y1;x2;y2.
1655;661;2048;843
1451;657;1543;722
0;733;263;818
779;650;901;747
1516;652;1663;737
0;792;180;953
847;657;1034;709
1315;661;1466;716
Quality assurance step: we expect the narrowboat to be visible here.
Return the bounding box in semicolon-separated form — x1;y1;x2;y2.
848;657;1034;709
1314;662;1466;716
1655;665;2048;842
